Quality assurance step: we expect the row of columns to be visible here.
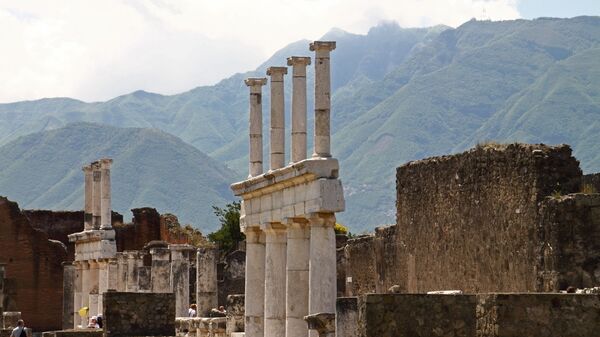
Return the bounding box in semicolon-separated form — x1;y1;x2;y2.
72;259;116;327
82;158;113;230
245;41;336;177
245;214;337;337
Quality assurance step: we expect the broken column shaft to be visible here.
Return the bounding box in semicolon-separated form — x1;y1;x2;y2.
267;67;288;170
245;78;268;178
287;56;311;163
310;41;336;158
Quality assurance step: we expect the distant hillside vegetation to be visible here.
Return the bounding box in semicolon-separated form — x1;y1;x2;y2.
0;123;236;232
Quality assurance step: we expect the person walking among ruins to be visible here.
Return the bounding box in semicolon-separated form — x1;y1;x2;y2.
188;304;197;317
10;320;27;337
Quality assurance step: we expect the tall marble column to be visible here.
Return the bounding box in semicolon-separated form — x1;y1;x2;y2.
245;78;268;178
244;227;266;337
150;247;171;293
285;220;310;337
287;56;311;163
73;261;84;328
262;223;287;337
99;158;113;230
88;260;100;318
308;213;336;336
169;244;194;317
309;41;336;158
91;162;102;229
266;67;288;170
196;247;218;316
82;165;93;230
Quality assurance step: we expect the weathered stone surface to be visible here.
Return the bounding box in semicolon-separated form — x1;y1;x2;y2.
218;250;245;307
103;291;175;337
0;197;67;331
336;297;358;337
476;293;600;337
357;294;477;337
225;294;244;335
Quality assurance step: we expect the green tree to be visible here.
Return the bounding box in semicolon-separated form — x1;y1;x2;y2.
208;201;244;252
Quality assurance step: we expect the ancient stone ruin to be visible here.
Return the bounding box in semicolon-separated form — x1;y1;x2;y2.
231;40;345;337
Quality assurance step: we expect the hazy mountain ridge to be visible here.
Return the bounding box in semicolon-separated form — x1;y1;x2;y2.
1;18;600;232
0;123;236;231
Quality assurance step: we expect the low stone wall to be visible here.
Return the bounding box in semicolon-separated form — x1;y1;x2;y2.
175;317;226;337
42;330;103;337
477;293;600;337
103;292;175;337
357;294;477;337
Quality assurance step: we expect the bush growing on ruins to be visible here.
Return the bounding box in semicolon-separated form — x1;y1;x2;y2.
334;223;349;235
208;201;244;253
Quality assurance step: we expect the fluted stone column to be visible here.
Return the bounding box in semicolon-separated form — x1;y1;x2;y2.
262;223;287;337
170;244;194;317
88;260;100;318
97;259;109;315
245;227;266;337
150;247;171;293
245;78;268;178
308;213;336;337
116;252;128;292
62;262;75;329
286;220;310;337
287;56;311;163
310;41;336;158
73;261;84;327
82;166;93;230
100;158;113;230
266;67;287;170
91;162;102;229
196;248;218;317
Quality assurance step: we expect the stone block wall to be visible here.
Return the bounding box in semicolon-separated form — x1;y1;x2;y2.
357;294;477;337
103;291;175;337
218;251;245;306
538;194;600;290
476;293;600;337
395;144;581;293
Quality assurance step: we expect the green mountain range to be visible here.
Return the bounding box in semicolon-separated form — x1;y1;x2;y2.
0;123;236;231
1;17;600;232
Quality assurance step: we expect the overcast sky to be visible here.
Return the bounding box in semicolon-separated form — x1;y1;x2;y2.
0;0;598;103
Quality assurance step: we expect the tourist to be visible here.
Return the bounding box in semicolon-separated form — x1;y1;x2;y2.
209;306;226;317
87;316;99;329
188;304;197;317
96;315;103;329
10;320;27;337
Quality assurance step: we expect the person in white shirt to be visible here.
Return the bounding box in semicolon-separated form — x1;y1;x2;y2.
188;304;197;317
10;320;27;337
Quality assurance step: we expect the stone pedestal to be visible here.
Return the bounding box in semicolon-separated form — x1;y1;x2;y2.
287;57;311;163
169;244;195;317
262;224;287;337
244;228;266;337
267;67;288;170
308;214;337;315
150;247;171;293
245;78;268;178
286;221;310;337
196;248;218;316
309;41;336;158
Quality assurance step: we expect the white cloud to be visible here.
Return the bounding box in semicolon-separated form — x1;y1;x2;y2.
0;0;520;103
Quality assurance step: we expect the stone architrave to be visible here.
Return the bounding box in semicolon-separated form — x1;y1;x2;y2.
287;56;311;163
309;41;336;158
169;244;195;317
196;247;218;316
244;228;266;337
244;78;268;178
266;66;288;170
150;247;172;293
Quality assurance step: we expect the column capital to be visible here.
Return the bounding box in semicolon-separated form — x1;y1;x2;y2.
308;213;336;228
245;77;268;87
287;56;311;67
285;217;309;228
309;41;336;52
266;66;288;77
99;158;113;169
261;222;287;234
82;165;93;173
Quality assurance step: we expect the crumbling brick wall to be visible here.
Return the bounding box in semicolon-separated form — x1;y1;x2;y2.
0;197;67;331
395;144;582;293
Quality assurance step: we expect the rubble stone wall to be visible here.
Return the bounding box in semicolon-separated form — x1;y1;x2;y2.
218;251;245;306
476;293;600;337
103;291;175;337
395;144;581;293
